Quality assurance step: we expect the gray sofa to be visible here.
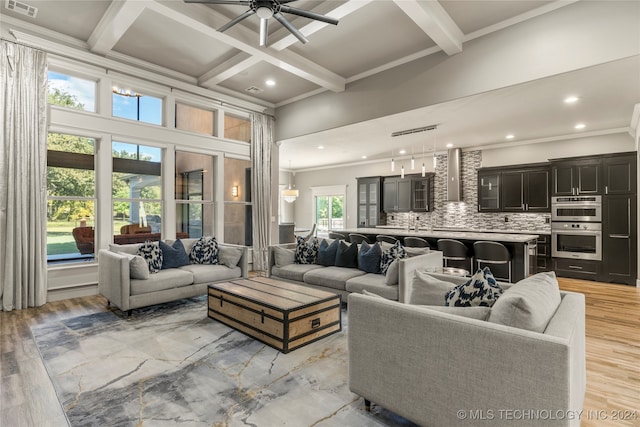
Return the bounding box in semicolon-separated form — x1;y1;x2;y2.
268;243;443;301
348;269;586;427
99;239;249;314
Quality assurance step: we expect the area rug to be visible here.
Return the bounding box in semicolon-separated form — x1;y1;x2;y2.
32;297;416;426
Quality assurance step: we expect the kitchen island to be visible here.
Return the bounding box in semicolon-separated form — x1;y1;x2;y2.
333;227;539;282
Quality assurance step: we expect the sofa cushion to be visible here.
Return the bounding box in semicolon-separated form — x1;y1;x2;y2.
219;245;244;268
488;271;561;333
346;273;398;300
420;305;492;320
116;251;150;280
130;268;194;296
109;243;142;255
409;270;457;305
295;236;319;264
384;260;400;286
358;241;381;274
380;241;407;275
273;247;295;267
405;246;430;257
335;241;358;268
190;236;219;264
316;239;339;266
303;266;366;291
272;264;323;282
159;239;190;269
137;241;163;273
445;267;503;307
178;264;241;284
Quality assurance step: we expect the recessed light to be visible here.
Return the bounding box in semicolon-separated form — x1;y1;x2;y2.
317;145;324;149
446;143;453;148
574;123;586;129
265;79;276;87
506;134;515;140
399;149;406;154
362;155;367;159
564;96;579;104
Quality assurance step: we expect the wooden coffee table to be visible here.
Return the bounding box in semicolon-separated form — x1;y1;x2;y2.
207;277;342;353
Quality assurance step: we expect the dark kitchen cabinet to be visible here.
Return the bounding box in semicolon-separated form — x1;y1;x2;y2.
603;153;636;195
551;157;602;196
501;167;550;212
383;176;412;212
477;171;500;212
411;175;433;212
357;177;383;227
535;234;551;272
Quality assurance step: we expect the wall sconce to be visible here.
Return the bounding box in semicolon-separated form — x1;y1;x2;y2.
232;185;239;198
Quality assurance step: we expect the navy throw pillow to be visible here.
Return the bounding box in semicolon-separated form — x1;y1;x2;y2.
317;239;339;266
358;241;382;273
159;239;190;269
335;241;358;268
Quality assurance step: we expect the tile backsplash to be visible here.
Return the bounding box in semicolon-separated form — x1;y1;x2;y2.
385;150;552;234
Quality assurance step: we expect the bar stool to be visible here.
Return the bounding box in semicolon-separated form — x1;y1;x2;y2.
437;239;473;275
403;237;430;248
376;235;398;244
473;241;512;283
348;233;370;244
328;232;347;240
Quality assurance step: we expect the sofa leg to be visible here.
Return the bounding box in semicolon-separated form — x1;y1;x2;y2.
127;310;132;317
106;300;111;307
364;399;371;411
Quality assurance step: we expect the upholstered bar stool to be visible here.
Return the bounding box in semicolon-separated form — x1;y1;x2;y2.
473;241;512;282
348;233;370;244
436;239;473;276
328;232;347;240
403;237;430;248
376;235;398;244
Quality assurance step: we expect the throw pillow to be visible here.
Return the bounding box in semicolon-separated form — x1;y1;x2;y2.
273;246;295;267
358;241;382;274
136;240;163;273
444;267;503;307
218;245;244;268
380;240;407;275
294;236;319;264
409;270;457;305
116;251;149;280
159;239;190;269
488;271;562;333
316;239;339;266
384;259;400;285
404;246;430;257
190;236;219;264
335;241;358;268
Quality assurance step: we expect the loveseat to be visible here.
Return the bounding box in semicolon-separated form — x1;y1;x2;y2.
268;240;443;301
348;269;586;427
99;238;248;314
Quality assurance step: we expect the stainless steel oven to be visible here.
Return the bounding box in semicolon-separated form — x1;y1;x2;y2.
551;222;602;261
551;195;601;222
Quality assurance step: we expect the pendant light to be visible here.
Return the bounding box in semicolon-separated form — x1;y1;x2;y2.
282;161;299;203
421;144;426;177
401;165;405;179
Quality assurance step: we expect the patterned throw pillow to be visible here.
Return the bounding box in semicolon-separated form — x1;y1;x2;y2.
137;240;163;273
294;236;319;264
190;236;219;265
380;240;407;275
445;267;504;307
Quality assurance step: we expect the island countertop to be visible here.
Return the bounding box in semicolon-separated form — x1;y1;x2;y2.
337;227;539;243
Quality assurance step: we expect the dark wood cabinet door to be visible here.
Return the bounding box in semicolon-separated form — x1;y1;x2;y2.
411;177;430;211
526;169;551;211
576;162;601;194
357;177;381;227
552;164;575;196
396;178;412;212
478;172;500;211
501;171;524;211
604;155;636;195
382;178;397;212
602;194;637;285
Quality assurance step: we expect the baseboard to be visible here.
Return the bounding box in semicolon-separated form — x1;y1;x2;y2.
47;283;98;302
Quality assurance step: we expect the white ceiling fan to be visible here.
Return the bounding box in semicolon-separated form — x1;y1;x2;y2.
184;0;339;46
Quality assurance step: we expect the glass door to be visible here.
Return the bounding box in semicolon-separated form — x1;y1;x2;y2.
315;195;344;237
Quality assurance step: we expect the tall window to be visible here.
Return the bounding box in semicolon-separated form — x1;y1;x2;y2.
47;70;96;112
112;142;162;239
224;113;251;143
175;151;215;239
175;103;216;136
224;157;252;245
312;186;346;238
47;133;96;262
112;87;162;125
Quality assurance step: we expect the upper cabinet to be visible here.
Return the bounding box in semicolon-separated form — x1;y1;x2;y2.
603;153;637;195
478;164;550;212
357;177;383;227
383;174;433;213
551;157;602;196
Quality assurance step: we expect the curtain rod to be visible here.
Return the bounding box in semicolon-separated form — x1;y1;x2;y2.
1;36;46;53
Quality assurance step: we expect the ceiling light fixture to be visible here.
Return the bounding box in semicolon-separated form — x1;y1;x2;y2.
399;149;406;155
265;79;276;86
446;143;453;148
506;134;515;140
564;96;579;104
574;123;586;129
282;160;299;203
317;145;324;149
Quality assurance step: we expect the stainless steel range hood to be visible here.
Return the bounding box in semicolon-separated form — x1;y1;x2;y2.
446;148;462;201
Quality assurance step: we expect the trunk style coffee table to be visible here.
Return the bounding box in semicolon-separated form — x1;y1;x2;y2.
207;277;342;353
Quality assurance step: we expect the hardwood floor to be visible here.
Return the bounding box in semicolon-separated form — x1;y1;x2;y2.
1;279;639;426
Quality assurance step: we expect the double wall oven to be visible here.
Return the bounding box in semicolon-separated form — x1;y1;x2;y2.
551;196;602;261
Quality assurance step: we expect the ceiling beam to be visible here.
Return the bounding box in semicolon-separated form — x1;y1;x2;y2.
87;0;146;55
198;53;261;87
392;0;463;56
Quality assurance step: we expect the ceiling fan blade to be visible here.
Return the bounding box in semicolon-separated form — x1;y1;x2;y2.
259;18;268;46
279;5;339;25
218;9;256;32
273;12;308;44
184;0;251;5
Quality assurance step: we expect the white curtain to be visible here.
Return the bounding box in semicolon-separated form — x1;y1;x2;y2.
250;113;274;272
0;41;48;311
